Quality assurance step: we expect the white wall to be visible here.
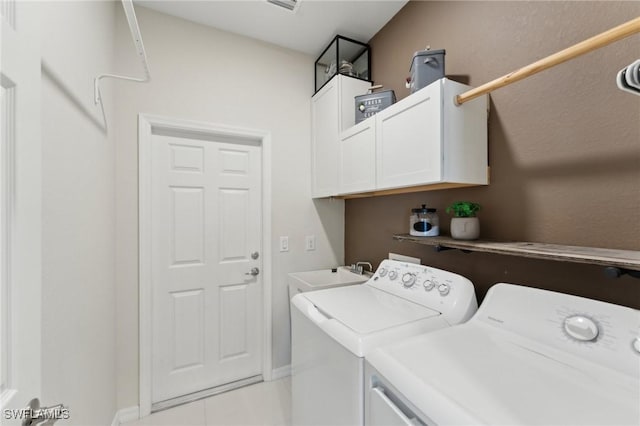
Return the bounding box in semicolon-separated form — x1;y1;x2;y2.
114;7;345;408
37;1;117;425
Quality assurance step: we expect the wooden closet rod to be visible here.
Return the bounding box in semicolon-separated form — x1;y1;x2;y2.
455;16;640;105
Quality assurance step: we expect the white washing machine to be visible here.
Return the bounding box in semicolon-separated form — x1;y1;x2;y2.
365;283;640;425
290;259;478;425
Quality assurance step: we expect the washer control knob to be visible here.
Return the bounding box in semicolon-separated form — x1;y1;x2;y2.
401;273;416;288
437;283;450;296
633;338;640;354
564;316;599;342
423;279;435;291
388;270;398;280
378;268;388;278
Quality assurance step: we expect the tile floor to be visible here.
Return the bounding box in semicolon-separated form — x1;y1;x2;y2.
124;377;291;426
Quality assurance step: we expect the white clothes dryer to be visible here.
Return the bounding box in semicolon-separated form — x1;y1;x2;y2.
291;259;478;425
365;283;640;426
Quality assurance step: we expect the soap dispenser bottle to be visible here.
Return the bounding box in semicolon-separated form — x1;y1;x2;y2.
409;204;439;237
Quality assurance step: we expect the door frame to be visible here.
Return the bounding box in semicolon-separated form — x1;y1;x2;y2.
1;1;42;413
138;114;272;417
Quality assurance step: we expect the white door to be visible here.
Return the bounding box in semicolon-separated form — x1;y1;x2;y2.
1;1;44;423
150;131;263;404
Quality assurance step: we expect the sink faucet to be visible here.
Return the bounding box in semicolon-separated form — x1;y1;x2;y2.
351;261;373;275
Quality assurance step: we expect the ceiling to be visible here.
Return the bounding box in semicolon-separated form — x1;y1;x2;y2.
134;0;408;55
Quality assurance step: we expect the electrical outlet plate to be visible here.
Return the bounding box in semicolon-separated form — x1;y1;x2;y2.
305;235;316;251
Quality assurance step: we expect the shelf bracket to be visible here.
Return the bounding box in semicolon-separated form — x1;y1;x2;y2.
434;245;472;254
93;0;151;130
604;267;640;280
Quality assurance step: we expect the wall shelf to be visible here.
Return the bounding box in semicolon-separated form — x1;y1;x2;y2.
393;234;640;273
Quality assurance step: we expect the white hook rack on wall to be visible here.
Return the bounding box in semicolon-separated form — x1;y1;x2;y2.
94;0;151;109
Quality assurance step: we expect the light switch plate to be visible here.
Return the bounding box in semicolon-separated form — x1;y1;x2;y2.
280;236;289;252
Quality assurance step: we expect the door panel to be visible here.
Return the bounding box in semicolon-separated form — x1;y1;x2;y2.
151;133;262;404
339;119;376;194
219;284;249;360
219;189;249;261
171;289;205;371
220;148;249;175
376;82;443;189
171;187;205;265
1;1;42;421
170;144;204;172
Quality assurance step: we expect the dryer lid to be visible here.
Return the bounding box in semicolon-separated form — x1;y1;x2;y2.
304;284;440;334
368;323;640;425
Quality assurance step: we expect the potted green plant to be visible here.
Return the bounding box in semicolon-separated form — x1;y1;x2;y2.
446;201;481;240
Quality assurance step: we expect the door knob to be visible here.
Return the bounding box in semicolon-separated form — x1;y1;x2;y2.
251;251;259;260
245;267;260;276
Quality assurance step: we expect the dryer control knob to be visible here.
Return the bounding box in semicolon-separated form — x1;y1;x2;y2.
378;268;388;278
564;316;599;342
388;270;398;280
401;273;416;288
632;337;640;354
423;280;435;291
437;283;450;296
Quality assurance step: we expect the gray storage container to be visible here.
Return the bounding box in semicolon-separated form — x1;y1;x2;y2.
355;90;396;124
409;49;445;93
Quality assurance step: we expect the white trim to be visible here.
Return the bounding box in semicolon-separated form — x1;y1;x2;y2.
1;0;17;29
152;375;262;413
111;406;140;426
0;83;16;399
0;389;17;408
138;115;152;418
1;3;42;409
262;131;273;382
138;114;273;417
270;364;291;380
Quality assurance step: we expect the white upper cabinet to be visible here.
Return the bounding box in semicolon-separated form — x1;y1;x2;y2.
376;81;443;189
339;118;376;195
376;78;488;191
311;75;371;198
315;77;488;198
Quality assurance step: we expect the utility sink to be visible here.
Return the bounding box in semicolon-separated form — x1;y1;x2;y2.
288;267;369;298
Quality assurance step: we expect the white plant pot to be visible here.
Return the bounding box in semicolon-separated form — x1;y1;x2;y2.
450;217;480;240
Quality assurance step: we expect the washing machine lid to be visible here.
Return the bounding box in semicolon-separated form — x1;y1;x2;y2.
304;284;440;334
368;323;640;425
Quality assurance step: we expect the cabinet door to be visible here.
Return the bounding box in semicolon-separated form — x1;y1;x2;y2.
339;119;376;194
311;78;340;197
376;82;443;190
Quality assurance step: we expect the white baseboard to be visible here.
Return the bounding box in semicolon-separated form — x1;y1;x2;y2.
111;406;140;426
271;364;291;380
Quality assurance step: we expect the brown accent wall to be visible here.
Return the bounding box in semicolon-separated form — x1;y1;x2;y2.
345;1;640;308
